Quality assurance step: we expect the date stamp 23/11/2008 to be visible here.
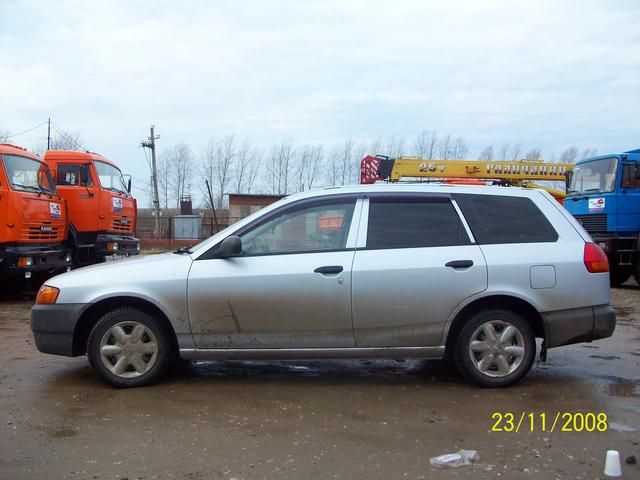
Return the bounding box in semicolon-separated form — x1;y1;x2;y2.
491;412;608;433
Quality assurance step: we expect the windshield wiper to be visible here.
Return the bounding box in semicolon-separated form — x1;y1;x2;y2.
106;186;127;195
173;246;193;255
584;188;602;193
12;183;43;196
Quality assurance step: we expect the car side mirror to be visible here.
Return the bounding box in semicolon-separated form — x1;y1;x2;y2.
127;177;132;193
219;236;242;258
79;164;90;185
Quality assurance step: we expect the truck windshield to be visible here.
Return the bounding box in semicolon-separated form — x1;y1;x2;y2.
95;160;128;194
569;157;618;195
2;154;56;195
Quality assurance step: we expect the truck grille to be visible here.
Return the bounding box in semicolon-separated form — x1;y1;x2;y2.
112;215;133;233
574;214;607;233
20;222;63;241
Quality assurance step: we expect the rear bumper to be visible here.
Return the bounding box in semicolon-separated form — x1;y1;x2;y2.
543;305;616;348
1;244;72;275
31;304;87;356
95;233;140;259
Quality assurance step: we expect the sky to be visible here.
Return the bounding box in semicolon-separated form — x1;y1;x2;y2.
1;0;639;205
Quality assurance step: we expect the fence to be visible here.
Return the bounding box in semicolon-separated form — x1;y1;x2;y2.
136;214;245;250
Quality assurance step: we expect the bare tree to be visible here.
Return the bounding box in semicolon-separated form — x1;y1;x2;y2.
413;130;438;159
337;138;354;186
267;140;294;194
383;135;406;158
351;142;367;184
438;134;452;160
244;148;262;194
0;126;10;143
325;144;341;187
450;137;469;160
306;145;324;190
50;129;84;150
157;154;171;209
292;144;324;192
524;148;543;160
579;148;598;160
559;146;579;163
498;143;511;161
234;140;260;193
478;145;494;160
368;137;383;156
32;128;84;155
165;143;193;209
509;142;523;161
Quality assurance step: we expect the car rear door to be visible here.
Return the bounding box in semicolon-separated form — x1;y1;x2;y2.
351;194;487;347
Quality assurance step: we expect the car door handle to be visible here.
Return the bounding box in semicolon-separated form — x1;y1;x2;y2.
314;265;344;275
445;260;474;269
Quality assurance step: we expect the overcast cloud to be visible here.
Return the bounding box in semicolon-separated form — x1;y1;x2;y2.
1;0;639;203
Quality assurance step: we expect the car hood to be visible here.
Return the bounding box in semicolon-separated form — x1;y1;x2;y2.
46;252;193;294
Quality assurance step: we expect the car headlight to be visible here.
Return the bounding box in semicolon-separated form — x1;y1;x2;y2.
36;285;60;305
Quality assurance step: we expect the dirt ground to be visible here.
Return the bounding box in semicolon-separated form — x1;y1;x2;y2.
0;285;638;480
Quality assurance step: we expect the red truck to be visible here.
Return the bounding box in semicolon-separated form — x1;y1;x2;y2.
0;144;71;285
43;150;139;267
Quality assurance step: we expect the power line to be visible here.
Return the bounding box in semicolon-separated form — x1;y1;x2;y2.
5;120;49;139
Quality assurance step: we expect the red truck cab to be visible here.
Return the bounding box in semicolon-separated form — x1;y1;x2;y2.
44;150;139;266
0;144;71;281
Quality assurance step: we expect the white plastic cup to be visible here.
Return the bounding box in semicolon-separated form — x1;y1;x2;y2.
604;450;622;477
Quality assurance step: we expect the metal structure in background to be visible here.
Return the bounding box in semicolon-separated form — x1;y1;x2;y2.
140;126;161;237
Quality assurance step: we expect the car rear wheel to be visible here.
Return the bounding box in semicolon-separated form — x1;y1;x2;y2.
87;308;169;388
453;309;536;387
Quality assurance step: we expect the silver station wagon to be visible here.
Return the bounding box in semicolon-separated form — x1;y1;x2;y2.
31;184;615;388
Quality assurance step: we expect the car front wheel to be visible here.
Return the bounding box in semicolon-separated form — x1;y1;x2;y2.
87;308;170;388
453;309;536;387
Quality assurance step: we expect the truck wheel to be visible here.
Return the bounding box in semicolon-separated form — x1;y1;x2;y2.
87;308;170;388
453;309;535;388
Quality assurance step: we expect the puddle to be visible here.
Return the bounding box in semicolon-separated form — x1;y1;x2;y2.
590;355;621;360
607;382;639;397
613;306;634;318
613;305;635;317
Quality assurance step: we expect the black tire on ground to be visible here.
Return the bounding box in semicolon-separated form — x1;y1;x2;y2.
453;309;536;388
87;307;170;388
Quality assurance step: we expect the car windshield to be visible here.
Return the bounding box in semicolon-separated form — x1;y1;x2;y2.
95;160;128;194
2;154;56;194
569;157;618;195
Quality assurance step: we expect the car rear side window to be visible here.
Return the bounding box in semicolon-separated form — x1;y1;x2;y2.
366;196;469;249
453;194;558;244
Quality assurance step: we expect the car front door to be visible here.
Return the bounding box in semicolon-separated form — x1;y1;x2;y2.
187;196;361;349
351;194;488;347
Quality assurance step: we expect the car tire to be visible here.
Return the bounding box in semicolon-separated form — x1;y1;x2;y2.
87;308;170;388
453;309;536;388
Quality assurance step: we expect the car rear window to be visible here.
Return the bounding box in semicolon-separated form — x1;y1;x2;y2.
453;193;558;244
367;196;470;249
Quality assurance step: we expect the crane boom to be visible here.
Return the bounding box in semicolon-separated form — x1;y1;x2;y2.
361;155;573;185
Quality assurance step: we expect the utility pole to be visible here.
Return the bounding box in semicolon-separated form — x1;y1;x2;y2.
47;118;51;150
141;126;161;237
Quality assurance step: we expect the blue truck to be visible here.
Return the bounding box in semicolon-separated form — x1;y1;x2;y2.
565;149;640;286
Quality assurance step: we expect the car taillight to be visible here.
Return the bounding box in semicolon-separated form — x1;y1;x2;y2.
583;242;609;273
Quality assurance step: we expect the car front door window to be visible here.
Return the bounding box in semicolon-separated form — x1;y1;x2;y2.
240;201;356;256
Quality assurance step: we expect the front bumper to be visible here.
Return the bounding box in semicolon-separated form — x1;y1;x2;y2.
1;244;72;275
31;304;87;356
543;305;616;348
95;234;140;259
